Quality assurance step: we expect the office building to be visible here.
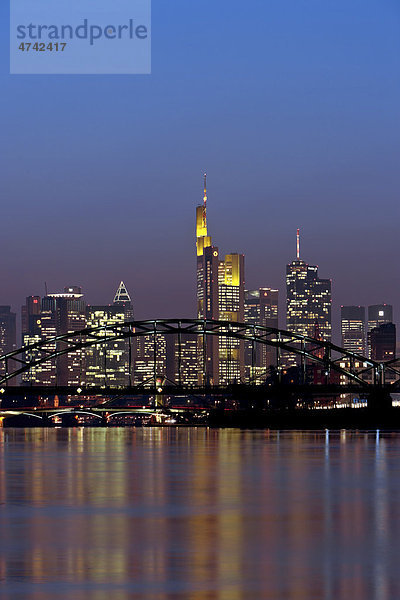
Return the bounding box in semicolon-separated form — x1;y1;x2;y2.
244;288;279;380
368;304;393;331
86;285;134;387
43;287;87;386
370;322;396;362
218;253;245;384
195;175;247;384
341;306;366;355
196;175;219;384
0;306;16;377
367;304;393;357
286;230;331;341
21;296;41;341
165;334;198;386
134;333;167;385
21;296;45;385
85;281;134;387
113;281;135;323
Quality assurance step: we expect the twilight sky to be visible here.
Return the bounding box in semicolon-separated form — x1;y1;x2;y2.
1;0;399;342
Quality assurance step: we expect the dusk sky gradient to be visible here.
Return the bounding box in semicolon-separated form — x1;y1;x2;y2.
1;0;399;342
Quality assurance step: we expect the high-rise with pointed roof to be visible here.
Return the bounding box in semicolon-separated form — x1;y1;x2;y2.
196;175;219;321
113;281;132;306
113;281;134;321
196;174;220;384
85;282;134;387
195;175;246;384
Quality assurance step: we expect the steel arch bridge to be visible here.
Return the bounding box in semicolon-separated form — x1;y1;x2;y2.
0;318;399;392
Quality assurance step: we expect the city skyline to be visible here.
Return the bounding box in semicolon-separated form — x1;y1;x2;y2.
0;188;396;390
0;1;399;335
0;177;397;347
1;180;398;334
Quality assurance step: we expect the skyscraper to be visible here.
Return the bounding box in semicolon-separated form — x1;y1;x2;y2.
367;304;393;357
21;296;41;342
134;334;167;385
165;334;198;386
244;288;279;380
21;295;59;386
0;306;16;377
341;306;366;355
113;281;134;313
218;253;245;383
21;296;45;385
86;282;134;387
370;322;396;362
368;304;393;330
44;287;87;386
196;174;219;383
195;175;246;384
286;230;331;342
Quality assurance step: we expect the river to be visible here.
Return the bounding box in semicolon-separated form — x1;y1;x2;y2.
1;428;399;599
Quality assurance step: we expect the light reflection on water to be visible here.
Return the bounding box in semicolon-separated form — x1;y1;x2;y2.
1;428;400;599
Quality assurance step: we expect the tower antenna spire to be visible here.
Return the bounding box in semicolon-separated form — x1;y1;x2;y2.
203;172;207;207
297;228;300;260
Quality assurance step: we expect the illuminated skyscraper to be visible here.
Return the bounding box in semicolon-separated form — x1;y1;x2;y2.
244;288;279;380
21;297;43;384
286;230;331;343
21;285;134;387
43;287;86;386
195;175;246;384
368;304;393;330
21;295;58;385
218;253;245;383
113;281;133;311
0;306;16;377
86;282;134;386
341;306;366;355
35;309;58;385
133;334;167;385
21;296;41;341
168;335;198;385
196;174;219;383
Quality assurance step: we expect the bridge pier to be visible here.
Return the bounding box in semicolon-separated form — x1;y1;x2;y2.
155;375;169;409
41;413;51;427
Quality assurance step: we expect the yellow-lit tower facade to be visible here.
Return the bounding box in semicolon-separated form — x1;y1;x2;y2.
196;174;219;384
218;253;245;383
196;175;246;384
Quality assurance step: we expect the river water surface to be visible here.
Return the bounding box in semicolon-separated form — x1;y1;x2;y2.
1;427;400;599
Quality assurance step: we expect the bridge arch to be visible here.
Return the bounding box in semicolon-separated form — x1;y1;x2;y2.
0;318;394;389
49;410;103;420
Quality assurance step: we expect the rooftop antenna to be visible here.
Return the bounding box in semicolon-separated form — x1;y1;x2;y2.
203;173;207;207
296;229;300;260
44;282;48;296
